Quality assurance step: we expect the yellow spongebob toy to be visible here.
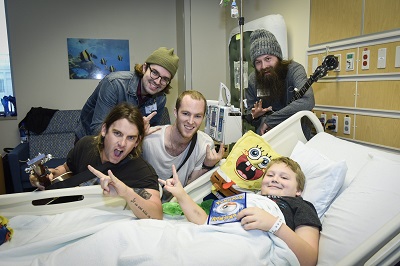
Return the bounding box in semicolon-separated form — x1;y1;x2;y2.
211;130;281;198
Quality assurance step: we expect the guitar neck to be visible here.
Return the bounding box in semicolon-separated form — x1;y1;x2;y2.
289;77;315;104
288;55;337;104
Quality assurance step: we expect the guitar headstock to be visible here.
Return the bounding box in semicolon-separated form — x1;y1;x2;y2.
25;153;53;187
311;55;339;82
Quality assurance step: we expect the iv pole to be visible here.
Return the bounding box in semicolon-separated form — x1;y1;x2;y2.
235;0;246;135
223;0;245;133
238;0;245;122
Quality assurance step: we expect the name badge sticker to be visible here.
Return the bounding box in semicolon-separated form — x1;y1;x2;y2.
145;102;157;114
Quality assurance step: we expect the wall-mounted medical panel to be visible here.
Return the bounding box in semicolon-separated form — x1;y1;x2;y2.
355;115;400;149
309;0;362;46
357;80;400;111
358;41;400;75
312;110;355;140
363;0;400;35
312;82;356;108
310;0;400;46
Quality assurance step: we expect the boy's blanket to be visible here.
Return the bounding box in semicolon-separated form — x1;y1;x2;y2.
0;208;299;266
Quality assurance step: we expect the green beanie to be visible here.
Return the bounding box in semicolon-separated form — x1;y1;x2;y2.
146;47;179;78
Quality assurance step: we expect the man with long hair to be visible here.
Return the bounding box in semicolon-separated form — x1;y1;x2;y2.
245;29;315;138
30;103;162;219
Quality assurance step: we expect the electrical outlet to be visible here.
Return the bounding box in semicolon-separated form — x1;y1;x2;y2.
361;49;370;70
344;115;351;135
346;52;355;71
331;114;338;133
377;48;387;69
320;113;326;125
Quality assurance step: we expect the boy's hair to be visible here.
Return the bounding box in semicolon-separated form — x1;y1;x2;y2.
175;90;207;115
265;157;306;192
95;102;144;158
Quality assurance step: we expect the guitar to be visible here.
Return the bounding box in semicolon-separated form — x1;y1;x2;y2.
289;55;339;103
25;153;73;188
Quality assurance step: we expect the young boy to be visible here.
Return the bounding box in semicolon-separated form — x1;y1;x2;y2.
159;157;321;266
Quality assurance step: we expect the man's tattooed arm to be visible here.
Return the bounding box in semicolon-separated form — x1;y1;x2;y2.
133;188;152;200
126;188;162;219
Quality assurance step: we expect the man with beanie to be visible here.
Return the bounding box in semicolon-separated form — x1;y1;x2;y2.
245;29;315;138
75;47;179;140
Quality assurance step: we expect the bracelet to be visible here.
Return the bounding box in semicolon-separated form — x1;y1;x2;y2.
269;218;283;235
202;162;215;170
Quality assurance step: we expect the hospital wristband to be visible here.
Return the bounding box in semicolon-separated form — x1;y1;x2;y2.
269;218;283;235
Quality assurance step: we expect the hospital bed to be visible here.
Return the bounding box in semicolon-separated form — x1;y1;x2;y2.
0;111;399;265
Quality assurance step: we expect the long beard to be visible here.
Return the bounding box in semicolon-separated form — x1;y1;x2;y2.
255;61;289;105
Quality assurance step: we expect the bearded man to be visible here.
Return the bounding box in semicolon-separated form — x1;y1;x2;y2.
245;29;315;138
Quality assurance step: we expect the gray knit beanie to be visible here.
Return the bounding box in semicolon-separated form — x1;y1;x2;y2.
146;47;179;78
250;29;283;66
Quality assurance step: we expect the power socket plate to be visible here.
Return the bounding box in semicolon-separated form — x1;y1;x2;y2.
344;116;351;135
332;115;338;133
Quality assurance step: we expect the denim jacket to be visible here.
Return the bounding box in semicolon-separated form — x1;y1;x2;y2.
75;71;166;139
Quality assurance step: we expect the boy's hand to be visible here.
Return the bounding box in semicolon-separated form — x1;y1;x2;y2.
158;165;185;199
237;207;277;232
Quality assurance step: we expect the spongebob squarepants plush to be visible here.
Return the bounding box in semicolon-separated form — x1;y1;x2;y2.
211;130;281;198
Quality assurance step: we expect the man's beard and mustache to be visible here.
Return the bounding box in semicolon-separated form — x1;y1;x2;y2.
255;60;290;105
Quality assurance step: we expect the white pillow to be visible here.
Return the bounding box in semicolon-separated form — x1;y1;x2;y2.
305;132;371;195
290;141;347;218
317;156;400;265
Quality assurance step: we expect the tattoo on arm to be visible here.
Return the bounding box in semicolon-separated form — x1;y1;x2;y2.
133;188;152;200
130;198;151;219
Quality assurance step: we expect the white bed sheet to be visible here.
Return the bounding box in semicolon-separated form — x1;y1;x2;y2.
0;205;298;266
1;111;399;265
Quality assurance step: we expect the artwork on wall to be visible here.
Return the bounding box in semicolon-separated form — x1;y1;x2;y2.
67;38;130;80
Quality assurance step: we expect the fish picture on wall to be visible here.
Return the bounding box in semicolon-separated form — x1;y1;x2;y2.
67;38;130;79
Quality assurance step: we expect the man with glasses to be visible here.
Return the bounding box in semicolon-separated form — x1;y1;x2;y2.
75;47;179;140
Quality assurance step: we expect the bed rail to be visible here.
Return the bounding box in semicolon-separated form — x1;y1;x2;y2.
337;213;400;266
0;186;127;217
260;110;324;156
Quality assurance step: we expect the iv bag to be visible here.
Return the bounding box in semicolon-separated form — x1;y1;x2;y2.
234;61;248;90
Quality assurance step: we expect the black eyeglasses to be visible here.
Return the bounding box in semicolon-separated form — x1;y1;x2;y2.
147;65;171;86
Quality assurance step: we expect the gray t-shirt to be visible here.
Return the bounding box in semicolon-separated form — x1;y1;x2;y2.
142;125;214;186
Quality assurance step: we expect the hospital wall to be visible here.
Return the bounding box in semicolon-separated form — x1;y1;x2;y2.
0;0;311;154
307;0;400;151
0;0;230;153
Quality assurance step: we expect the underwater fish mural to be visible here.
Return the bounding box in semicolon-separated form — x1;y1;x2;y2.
79;49;92;62
67;38;130;79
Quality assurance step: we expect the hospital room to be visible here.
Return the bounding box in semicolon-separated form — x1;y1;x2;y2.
0;0;399;265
